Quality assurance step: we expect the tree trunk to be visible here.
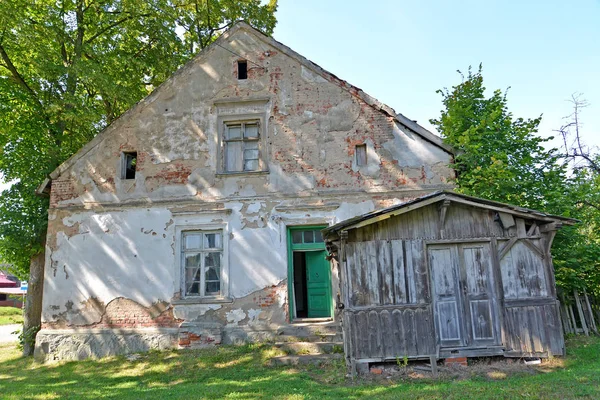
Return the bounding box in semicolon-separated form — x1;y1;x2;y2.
22;250;45;356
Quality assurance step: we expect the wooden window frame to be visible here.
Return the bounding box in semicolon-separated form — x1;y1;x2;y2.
223;120;261;173
217;113;268;175
174;223;230;301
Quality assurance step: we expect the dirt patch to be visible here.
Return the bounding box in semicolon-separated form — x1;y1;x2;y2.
365;356;566;382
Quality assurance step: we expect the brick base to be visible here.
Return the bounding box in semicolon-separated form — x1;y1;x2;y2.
445;357;468;367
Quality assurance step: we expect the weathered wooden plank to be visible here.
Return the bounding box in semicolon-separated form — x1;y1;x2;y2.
390;240;407;304
412;240;428;303
379;309;395;359
355;311;370;359
574;290;590;336
392;308;407;356
368;310;382;358
378;240;394;305
365;241;380;305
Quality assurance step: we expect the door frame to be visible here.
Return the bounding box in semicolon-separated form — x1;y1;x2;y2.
286;225;333;322
426;240;501;349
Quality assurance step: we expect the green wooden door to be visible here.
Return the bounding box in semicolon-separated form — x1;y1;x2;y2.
305;250;331;318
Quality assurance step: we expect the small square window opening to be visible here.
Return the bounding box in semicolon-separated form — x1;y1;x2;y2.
237;60;248;80
122;152;137;179
356;144;367;167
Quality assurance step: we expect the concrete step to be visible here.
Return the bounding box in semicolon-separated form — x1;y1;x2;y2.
276;333;343;343
274;341;344;355
276;322;342;337
270;353;344;366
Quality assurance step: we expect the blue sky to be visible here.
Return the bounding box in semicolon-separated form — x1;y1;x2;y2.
273;0;600;151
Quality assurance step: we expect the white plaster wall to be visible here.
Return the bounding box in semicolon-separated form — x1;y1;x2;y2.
42;198;383;324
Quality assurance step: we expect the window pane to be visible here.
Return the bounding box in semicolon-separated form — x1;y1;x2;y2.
204;233;222;249
226;124;242;140
204;252;221;268
205;281;220;295
303;230;314;243
225;141;243;172
205;252;221;295
292;230;303;244
356;144;367;166
244;123;259;138
185;253;201;267
185;267;201;295
184;234;202;250
314;230;323;243
244;159;259;171
243;148;259;160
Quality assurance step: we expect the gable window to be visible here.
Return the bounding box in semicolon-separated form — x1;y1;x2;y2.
121;152;137;179
182;230;223;297
355;144;367;166
224;121;260;172
237;60;248;79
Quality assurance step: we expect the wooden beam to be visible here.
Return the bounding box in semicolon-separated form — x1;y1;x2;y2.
527;222;538;236
522;238;545;259
540;222;563;233
498;237;518;261
439;199;451;230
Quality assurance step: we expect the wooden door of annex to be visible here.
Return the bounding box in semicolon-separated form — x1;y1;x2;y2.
428;242;501;350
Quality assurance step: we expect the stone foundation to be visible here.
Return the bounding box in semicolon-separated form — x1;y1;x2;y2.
34;328;178;362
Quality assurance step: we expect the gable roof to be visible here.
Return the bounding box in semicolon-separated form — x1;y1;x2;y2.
37;21;452;195
322;190;577;238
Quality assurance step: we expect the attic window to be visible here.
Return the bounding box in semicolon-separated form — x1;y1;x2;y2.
237;60;248;80
356;144;367;166
122;152;137;180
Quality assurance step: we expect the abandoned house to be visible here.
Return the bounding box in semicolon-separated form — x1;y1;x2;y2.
34;21;458;361
322;191;575;373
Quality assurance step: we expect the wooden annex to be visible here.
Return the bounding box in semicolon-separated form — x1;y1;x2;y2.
322;191;576;374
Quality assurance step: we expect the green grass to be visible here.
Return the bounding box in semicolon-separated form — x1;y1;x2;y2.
1;336;599;399
0;307;23;325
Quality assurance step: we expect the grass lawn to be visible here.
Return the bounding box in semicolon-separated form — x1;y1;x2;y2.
1;336;599;399
0;307;23;326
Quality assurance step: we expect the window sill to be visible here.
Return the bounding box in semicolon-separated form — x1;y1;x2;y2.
172;297;233;305
215;170;269;177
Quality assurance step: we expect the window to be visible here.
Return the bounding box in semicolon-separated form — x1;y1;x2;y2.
224;121;260;172
355;144;367;166
291;229;324;245
121;152;137;179
182;231;223;297
237;60;248;79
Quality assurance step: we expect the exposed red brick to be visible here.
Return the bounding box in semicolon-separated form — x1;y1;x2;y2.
445;357;468;367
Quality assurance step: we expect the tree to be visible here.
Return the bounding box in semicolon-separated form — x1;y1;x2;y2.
431;66;600;300
0;0;277;355
551;95;600;296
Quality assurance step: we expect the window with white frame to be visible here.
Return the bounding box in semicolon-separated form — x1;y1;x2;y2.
223;121;260;172
182;230;223;297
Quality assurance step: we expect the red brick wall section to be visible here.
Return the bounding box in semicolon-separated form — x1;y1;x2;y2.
99;298;182;328
178;331;221;348
49;179;76;208
253;285;279;308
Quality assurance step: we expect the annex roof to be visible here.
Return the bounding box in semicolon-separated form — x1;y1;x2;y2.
36;21;452;195
322;190;578;238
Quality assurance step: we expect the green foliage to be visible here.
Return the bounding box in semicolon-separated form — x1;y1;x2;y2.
0;1;278;276
431;65;600;294
12;325;39;351
430;65;566;211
